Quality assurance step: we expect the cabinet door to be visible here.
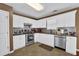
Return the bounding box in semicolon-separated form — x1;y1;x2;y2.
34;33;54;47
31;21;38;28
64;11;76;27
13;36;19;50
56;14;66;27
13;15;23;27
18;19;24;28
13;35;25;50
13;15;19;27
57;10;76;27
56;10;76;27
66;37;77;55
38;20;46;28
34;33;42;42
19;35;25;48
47;17;57;29
44;35;54;47
32;20;46;28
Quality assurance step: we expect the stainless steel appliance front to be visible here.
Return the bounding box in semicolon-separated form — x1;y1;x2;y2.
54;36;66;49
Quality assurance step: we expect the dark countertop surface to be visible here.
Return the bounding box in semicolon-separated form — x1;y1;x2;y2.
34;33;76;37
13;33;34;36
13;34;26;36
13;32;76;37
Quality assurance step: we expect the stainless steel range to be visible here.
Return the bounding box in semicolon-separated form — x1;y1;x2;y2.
25;33;34;45
24;23;34;45
13;23;34;45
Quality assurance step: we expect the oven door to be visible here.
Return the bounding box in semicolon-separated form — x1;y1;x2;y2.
28;34;34;42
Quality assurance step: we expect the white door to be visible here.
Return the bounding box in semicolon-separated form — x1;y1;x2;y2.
0;10;9;55
0;35;9;55
66;37;77;55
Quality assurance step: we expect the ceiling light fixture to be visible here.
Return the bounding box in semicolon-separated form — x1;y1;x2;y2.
26;3;44;11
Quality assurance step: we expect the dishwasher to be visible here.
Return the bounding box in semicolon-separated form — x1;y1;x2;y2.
54;36;66;49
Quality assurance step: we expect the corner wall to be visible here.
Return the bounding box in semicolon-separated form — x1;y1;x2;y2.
76;9;79;55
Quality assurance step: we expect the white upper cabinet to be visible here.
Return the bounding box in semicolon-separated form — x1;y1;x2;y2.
56;14;65;27
13;10;76;28
32;19;46;28
31;21;38;28
46;10;76;28
23;17;35;24
47;17;57;29
37;19;46;28
13;14;35;28
56;10;76;27
13;15;24;28
63;11;76;27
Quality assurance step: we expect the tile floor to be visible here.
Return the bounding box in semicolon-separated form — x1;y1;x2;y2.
7;43;73;56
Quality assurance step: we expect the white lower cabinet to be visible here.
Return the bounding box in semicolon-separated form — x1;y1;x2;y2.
13;35;25;50
34;33;54;47
66;36;77;55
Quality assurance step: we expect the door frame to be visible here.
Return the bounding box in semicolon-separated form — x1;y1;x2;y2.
0;3;13;51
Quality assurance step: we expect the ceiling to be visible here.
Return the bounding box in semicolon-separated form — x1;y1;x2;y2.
5;3;79;20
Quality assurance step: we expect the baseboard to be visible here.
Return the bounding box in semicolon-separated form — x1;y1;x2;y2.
9;50;14;54
4;50;14;56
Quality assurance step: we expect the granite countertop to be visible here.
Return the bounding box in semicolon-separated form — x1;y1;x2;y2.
13;32;34;36
53;34;76;37
13;33;26;36
34;32;76;37
13;32;76;37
